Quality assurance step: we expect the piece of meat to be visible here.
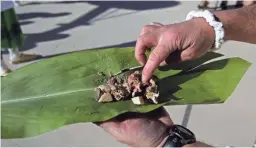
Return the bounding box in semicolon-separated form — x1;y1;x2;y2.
98;93;113;103
107;77;117;85
111;86;129;101
127;71;143;92
96;70;160;105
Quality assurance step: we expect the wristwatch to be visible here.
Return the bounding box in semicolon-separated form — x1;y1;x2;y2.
163;124;196;147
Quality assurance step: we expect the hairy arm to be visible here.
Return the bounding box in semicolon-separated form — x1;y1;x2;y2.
214;4;256;44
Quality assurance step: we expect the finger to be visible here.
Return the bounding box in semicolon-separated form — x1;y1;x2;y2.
140;25;160;36
158;115;174;127
95;120;123;143
150;22;164;27
144;107;173;127
142;44;171;83
95;120;120;133
135;33;158;65
154;108;174;127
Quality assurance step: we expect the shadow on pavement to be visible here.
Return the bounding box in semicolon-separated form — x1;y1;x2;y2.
18;12;71;20
87;1;180;22
14;1;180;53
19;20;34;26
20;1;87;5
23;1;180;9
86;1;180;10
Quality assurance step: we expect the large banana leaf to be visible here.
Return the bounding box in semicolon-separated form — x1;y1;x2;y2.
1;47;251;139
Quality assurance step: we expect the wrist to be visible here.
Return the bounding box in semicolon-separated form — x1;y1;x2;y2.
152;131;170;147
156;134;170;147
157;125;196;147
186;10;225;49
193;18;215;46
131;126;170;147
212;10;231;41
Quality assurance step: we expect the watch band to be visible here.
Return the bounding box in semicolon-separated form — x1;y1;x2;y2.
162;125;196;147
162;133;184;147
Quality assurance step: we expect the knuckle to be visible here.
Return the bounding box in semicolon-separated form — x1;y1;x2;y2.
161;27;181;48
141;25;155;35
149;51;161;63
164;30;179;41
137;34;151;46
185;51;197;60
136;35;146;45
142;25;150;31
141;25;150;35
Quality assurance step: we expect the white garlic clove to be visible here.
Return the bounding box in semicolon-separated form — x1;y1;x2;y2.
131;96;145;105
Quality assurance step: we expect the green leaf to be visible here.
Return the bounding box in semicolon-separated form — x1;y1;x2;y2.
1;47;251;139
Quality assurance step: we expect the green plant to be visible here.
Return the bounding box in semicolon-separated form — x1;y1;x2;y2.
1;47;251;139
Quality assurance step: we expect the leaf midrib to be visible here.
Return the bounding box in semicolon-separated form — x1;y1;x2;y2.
1;88;94;104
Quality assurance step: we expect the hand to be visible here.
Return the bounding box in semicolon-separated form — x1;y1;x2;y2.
135;18;215;83
95;107;173;147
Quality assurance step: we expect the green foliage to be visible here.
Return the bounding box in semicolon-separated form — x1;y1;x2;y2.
1;47;251;139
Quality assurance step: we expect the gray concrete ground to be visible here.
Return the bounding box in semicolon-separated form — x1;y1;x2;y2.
1;1;256;147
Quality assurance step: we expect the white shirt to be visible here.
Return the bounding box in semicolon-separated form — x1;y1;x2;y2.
1;0;18;12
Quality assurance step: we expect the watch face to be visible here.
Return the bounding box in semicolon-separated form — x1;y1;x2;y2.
172;125;196;145
163;125;196;147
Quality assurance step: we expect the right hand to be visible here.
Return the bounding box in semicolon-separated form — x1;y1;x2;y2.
95;107;173;147
135;18;215;83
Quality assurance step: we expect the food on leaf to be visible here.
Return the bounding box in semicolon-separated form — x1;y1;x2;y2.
98;93;113;103
95;71;160;104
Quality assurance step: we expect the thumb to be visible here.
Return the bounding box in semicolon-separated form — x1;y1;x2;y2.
94;120;120;133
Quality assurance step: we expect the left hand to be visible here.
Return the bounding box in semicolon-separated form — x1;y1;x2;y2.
95;107;173;147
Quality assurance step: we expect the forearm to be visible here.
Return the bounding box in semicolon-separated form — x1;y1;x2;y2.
213;4;256;44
